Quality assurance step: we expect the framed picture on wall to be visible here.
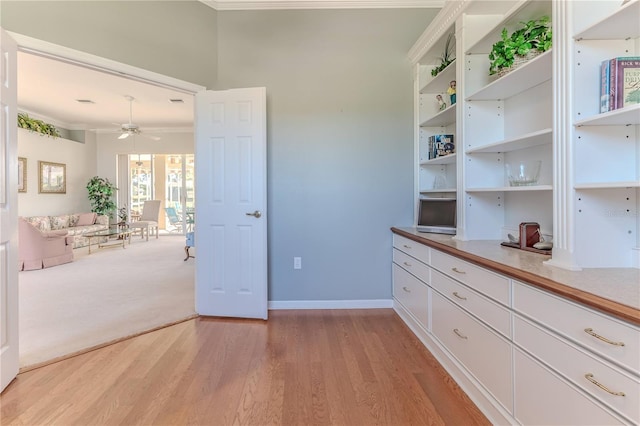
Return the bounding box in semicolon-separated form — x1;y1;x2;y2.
38;161;66;194
18;157;27;193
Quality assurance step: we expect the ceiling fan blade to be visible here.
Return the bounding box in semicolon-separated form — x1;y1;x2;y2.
118;133;130;140
141;133;161;141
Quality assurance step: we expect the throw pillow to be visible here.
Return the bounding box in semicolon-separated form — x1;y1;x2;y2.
26;216;51;231
50;215;70;230
76;212;97;226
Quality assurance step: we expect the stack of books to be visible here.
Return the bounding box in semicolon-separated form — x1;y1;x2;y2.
600;56;640;113
428;134;455;159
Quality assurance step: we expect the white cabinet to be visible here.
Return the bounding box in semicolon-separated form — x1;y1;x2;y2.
410;0;640;268
391;232;639;425
514;348;626;425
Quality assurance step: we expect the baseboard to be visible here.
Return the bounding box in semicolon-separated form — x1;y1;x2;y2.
268;299;393;310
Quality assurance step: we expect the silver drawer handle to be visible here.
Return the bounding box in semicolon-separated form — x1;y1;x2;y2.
403;244;412;249
403;261;412;267
585;374;625;397
453;328;468;339
451;267;466;274
402;286;411;293
584;328;625;347
452;291;467;301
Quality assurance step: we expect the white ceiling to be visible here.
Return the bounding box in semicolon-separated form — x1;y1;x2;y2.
17;52;194;135
202;0;443;10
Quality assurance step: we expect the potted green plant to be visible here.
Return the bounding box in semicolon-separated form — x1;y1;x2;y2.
17;113;61;138
488;16;552;76
86;176;118;219
431;33;455;77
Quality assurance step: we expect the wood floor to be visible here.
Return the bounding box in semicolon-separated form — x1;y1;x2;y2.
0;309;490;426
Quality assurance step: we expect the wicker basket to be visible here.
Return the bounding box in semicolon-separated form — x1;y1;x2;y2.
497;49;543;78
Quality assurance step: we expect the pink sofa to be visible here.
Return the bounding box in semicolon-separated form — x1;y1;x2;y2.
18;217;74;271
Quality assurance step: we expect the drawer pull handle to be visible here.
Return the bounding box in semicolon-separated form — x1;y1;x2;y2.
585;374;625;397
402;286;411;293
584;328;625;347
452;292;467;301
453;329;468;339
451;267;466;274
403;261;412;267
403;244;412;249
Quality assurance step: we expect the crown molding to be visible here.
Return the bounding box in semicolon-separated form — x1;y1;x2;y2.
200;0;443;10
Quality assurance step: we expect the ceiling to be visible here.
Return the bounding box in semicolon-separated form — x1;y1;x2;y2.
17;52;194;135
202;0;443;10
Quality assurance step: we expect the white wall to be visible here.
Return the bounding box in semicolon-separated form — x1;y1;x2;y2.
17;128;97;217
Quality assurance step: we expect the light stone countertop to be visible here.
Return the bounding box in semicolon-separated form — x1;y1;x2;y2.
392;227;640;325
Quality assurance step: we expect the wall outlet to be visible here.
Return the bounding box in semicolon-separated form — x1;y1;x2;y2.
293;257;302;269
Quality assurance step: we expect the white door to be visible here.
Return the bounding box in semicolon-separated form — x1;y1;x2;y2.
0;28;19;393
194;88;267;319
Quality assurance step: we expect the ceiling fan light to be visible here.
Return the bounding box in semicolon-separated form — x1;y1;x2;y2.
118;133;130;140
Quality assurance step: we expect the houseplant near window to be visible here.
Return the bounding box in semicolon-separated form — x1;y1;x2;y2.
86;176;118;218
488;16;552;76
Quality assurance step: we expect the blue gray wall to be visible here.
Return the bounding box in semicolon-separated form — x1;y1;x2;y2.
2;2;436;302
217;9;435;301
0;1;218;88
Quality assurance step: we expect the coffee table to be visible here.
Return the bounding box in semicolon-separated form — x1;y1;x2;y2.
85;227;132;254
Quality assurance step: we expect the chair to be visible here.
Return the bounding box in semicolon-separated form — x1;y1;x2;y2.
128;200;161;241
164;207;183;233
18;217;74;271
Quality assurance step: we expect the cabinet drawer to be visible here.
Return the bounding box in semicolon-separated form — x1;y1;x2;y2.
515;315;639;424
431;249;510;305
393;249;430;283
514;281;640;374
432;292;513;412
514;348;625;426
431;269;511;338
393;234;430;264
393;264;429;331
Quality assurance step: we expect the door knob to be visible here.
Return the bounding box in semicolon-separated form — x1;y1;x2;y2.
246;210;262;218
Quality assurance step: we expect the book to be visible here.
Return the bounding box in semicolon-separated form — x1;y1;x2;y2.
599;59;610;113
428;134;454;159
615;57;640;109
609;57;618;111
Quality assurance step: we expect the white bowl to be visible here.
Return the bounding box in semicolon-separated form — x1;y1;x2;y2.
506;160;541;186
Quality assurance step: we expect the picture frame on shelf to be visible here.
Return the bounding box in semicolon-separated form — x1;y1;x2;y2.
38;161;66;194
18;157;26;193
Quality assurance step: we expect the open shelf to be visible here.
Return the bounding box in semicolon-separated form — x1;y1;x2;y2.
467;128;552;154
575;181;640;190
420;60;456;94
420;104;456;127
575;104;640;127
465;0;552;54
420;153;456;166
466;51;552;101
420;188;457;194
466;185;553;193
574;0;639;41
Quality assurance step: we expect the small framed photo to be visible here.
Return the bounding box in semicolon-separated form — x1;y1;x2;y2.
18;157;27;193
39;161;66;194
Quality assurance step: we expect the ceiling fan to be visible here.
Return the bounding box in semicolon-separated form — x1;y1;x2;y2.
116;95;160;141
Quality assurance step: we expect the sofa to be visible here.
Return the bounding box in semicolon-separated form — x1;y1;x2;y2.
21;212;110;249
18;217;74;271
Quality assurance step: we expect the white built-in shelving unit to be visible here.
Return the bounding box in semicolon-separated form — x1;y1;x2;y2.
409;0;639;269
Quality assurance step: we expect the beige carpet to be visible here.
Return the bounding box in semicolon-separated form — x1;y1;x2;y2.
18;235;196;369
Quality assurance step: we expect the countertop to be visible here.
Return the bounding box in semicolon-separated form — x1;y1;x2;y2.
391;227;640;326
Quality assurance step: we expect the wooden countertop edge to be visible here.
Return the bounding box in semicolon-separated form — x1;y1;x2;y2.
391;227;640;326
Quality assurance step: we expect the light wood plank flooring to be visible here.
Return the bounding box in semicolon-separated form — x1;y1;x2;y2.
0;309;490;425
